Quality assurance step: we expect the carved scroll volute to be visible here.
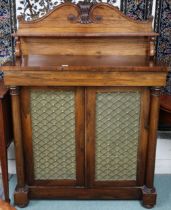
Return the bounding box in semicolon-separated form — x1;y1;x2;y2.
15;37;21;57
149;37;156;58
15;37;22;66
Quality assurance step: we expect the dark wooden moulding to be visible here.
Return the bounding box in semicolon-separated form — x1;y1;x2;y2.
1;2;168;209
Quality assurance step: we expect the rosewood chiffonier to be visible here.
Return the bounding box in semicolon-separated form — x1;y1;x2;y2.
1;2;168;208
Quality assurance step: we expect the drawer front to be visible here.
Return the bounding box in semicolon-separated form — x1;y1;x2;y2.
86;87;150;187
21;87;85;186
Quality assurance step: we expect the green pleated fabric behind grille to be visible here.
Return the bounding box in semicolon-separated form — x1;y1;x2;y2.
30;89;76;180
95;91;141;181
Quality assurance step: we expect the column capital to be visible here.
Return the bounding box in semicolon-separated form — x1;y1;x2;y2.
150;87;161;97
10;86;20;96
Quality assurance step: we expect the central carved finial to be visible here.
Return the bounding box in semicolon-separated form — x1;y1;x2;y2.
78;2;93;24
67;2;102;24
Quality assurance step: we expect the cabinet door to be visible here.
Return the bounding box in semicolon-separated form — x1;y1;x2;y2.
21;87;85;186
86;87;149;187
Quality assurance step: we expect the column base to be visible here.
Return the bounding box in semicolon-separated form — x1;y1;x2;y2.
14;185;29;208
141;186;157;208
5;198;10;203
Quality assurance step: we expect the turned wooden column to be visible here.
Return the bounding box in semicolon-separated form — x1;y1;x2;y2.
142;87;161;209
0;96;10;203
10;87;28;207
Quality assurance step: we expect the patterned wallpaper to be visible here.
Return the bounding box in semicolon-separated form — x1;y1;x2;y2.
156;0;171;64
0;0;16;78
155;0;171;94
121;0;153;20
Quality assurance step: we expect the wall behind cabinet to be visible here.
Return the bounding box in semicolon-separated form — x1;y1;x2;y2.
0;0;16;78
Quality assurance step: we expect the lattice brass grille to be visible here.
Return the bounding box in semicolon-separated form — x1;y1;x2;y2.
30;89;76;180
95;91;141;181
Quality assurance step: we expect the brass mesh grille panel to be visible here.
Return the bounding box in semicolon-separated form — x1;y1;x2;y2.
30;89;76;180
95;91;141;181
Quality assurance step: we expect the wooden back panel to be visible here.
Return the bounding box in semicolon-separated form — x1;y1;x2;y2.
20;37;149;56
16;3;157;57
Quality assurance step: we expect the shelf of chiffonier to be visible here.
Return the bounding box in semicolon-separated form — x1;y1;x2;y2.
1;55;167;72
